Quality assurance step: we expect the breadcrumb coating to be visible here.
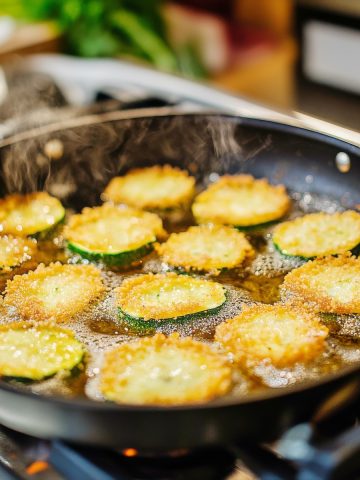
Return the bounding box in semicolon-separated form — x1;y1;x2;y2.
0;235;36;272
0;192;65;236
192;175;290;227
4;262;105;322
115;272;226;321
103;165;195;210
273;211;360;258
0;322;84;380
215;304;328;368
281;253;360;314
64;204;166;254
157;224;254;273
100;333;232;405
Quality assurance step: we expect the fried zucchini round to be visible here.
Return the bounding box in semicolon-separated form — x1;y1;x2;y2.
0;192;65;236
273;211;360;258
0;323;84;380
115;273;226;333
100;333;232;405
192;175;290;228
215;304;328;368
157;225;254;273
4;263;105;322
0;235;36;272
64;204;166;266
281;254;360;314
103;165;195;211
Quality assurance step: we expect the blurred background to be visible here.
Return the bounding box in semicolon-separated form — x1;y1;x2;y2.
0;0;359;130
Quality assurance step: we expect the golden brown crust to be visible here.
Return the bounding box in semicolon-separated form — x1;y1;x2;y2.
0;192;65;236
0;235;37;272
64;203;166;253
215;303;328;368
156;225;254;273
273;211;360;258
281;253;360;314
192;174;290;227
3;262;105;322
100;332;232;405
115;272;226;320
103;165;196;210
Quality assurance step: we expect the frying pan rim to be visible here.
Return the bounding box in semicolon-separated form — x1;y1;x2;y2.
0;361;358;412
0;107;359;153
0;108;359;413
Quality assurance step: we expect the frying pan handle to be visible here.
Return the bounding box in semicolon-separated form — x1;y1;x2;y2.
296;424;360;480
272;380;360;479
25;55;360;148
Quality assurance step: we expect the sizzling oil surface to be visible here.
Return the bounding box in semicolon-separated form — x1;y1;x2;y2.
1;191;360;402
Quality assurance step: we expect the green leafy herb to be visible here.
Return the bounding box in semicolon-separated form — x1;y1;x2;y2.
1;0;203;74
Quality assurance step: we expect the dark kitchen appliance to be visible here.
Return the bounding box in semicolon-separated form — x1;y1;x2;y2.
295;0;360;130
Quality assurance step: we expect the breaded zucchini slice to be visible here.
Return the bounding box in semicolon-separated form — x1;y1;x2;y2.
157;225;254;273
103;165;195;212
281;254;360;314
192;175;290;228
4;263;105;322
100;332;232;405
0;192;65;236
115;273;226;333
64;204;166;266
273;211;360;259
0;235;36;272
0;323;84;381
215;304;328;368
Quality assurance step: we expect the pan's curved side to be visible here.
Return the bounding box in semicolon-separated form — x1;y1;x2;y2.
0;369;358;449
0;112;359;208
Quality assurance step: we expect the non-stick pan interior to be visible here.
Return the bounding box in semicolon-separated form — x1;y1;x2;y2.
1;111;359;208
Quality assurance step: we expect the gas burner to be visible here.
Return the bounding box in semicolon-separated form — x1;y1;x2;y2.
0;426;253;480
0;386;359;479
1;420;360;480
51;443;239;480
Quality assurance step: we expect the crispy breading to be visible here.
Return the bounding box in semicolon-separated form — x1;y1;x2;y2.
103;165;195;211
100;333;232;405
0;192;65;236
64;203;166;254
273;211;360;258
192;174;290;227
115;272;226;320
0;235;37;272
4;262;105;322
0;322;84;380
281;253;360;314
157;224;254;273
215;304;328;368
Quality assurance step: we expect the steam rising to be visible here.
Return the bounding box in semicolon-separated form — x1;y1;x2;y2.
0;114;272;208
1;112;357;214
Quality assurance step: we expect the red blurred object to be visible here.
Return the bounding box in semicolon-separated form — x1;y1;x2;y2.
164;2;279;74
163;2;232;73
230;25;278;64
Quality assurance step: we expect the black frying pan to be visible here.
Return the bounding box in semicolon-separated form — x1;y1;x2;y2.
0;109;359;450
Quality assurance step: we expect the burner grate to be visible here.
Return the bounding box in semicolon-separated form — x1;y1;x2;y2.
1;418;360;480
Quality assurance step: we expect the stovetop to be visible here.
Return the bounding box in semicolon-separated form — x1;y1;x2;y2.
0;425;262;480
1;416;360;480
0;59;360;480
0;424;299;480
